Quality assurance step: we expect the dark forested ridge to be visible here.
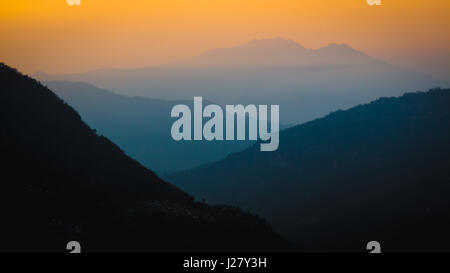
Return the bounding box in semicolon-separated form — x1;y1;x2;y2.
0;63;291;252
168;87;450;252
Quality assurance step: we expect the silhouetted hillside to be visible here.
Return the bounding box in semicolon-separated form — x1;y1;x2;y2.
168;88;450;252
0;63;291;252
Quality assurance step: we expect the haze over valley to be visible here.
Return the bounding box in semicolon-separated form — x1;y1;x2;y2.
37;38;445;125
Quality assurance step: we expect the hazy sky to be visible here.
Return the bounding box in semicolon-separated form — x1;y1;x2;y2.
1;0;449;80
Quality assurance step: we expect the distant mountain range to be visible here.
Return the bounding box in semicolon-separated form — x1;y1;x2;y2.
0;63;291;252
167;88;450;252
183;37;378;67
35;38;444;124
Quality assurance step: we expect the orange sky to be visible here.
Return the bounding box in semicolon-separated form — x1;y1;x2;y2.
1;0;449;79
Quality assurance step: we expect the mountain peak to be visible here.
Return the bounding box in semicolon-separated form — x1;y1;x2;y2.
239;37;305;50
325;42;350;48
317;43;366;56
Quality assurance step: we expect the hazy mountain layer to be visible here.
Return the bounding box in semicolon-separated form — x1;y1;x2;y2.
183;38;377;67
35;39;444;124
45;81;253;174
